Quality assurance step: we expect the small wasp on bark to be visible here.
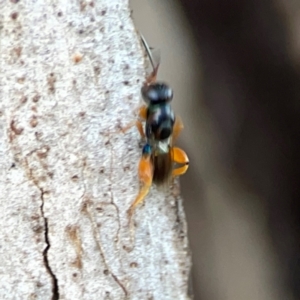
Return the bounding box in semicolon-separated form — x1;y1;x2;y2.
127;35;189;219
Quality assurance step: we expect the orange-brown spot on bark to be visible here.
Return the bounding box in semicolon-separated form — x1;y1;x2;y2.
35;131;43;140
10;12;18;20
80;198;93;213
31;214;40;220
12;46;22;58
123;165;130;171
103;269;109;275
17;76;25;84
29;293;37;299
32;225;43;233
94;66;100;76
39;175;47;182
66;225;79;242
20;95;27;103
43;190;51;197
66;225;83;269
96;206;103;212
71;175;79;181
36;146;50;159
70;257;82;269
10;120;23;135
32;94;40;103
130;262;138;268
72;52;83;64
30;116;38;127
47;73;56;93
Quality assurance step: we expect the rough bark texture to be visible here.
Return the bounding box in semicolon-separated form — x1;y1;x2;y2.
0;1;191;299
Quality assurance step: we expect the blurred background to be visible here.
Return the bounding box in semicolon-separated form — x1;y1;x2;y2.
130;1;300;299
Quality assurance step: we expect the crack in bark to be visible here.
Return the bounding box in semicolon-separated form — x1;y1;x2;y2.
23;155;60;298
40;189;60;300
80;157;127;298
86;204;128;298
109;145;121;244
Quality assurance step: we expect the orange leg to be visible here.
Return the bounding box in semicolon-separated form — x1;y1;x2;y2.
137;104;147;119
135;120;145;138
121;120;145;138
172;147;189;176
135;105;147;138
127;154;153;218
119;105;147;137
172;116;184;142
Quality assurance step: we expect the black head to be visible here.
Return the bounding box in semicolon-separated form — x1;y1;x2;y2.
141;82;173;105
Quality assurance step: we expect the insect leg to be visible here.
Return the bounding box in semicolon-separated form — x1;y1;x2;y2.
137;104;147;119
172;116;184;142
135;120;145;138
134;105;147;138
127;152;153;218
171;147;189;176
119;105;147;137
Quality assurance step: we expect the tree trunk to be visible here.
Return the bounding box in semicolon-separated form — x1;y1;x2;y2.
0;1;191;299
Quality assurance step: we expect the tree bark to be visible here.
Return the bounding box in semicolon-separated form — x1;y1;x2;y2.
0;1;191;299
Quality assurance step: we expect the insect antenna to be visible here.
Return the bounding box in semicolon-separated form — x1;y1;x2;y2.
140;34;156;71
140;33;160;83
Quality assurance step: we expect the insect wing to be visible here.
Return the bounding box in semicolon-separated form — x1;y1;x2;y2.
152;148;173;188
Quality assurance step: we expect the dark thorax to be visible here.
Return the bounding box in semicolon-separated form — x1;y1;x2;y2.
146;103;175;144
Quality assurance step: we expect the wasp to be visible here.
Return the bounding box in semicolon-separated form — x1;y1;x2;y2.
127;35;189;219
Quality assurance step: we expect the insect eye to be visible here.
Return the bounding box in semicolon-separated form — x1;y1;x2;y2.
141;82;173;104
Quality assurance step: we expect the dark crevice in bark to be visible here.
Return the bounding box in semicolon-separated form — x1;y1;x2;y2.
40;189;59;300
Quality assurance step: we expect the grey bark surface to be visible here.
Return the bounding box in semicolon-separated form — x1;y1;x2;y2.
0;1;191;299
